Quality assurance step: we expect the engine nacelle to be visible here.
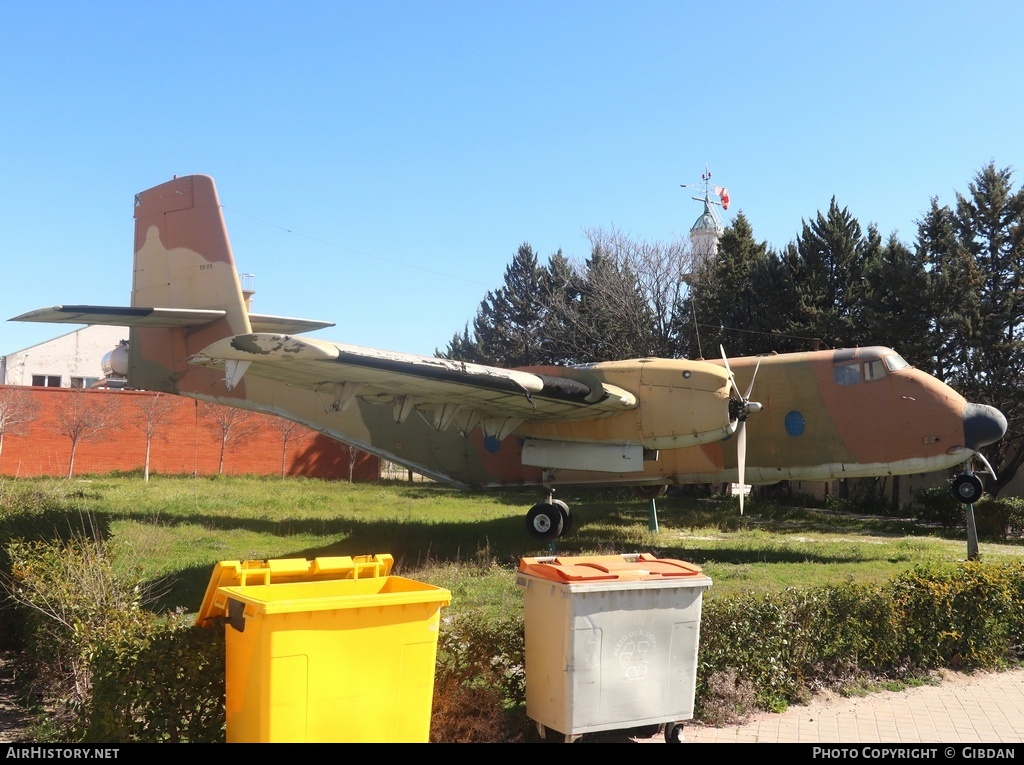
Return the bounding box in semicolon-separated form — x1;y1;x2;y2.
517;358;734;453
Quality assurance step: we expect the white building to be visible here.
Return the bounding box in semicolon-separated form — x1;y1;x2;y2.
0;325;127;388
689;196;724;272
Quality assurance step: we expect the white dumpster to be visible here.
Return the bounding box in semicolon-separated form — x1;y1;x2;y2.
516;553;712;743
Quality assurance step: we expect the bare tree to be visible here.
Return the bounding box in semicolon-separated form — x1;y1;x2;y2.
266;415;304;477
348;445;358;483
132;393;177;481
538;229;693;363
199;403;255;475
583;226;694;357
0;387;40;468
55;390;118;479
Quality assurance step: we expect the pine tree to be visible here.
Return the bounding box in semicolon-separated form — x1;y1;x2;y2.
790;197;866;349
860;231;936;370
925;164;1024;493
682;212;775;357
439;243;549;367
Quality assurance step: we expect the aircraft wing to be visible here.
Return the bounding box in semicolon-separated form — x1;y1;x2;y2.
189;333;638;423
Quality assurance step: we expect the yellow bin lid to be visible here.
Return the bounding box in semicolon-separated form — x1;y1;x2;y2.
196;554;394;627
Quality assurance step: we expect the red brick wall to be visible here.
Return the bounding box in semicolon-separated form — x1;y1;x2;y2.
0;386;379;480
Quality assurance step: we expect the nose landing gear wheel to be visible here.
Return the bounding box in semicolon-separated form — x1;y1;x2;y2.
952;473;984;504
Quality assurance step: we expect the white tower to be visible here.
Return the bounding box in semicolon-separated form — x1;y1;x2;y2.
682;169;728;278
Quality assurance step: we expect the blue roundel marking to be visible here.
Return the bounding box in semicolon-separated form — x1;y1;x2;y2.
484;435;502;453
785;411;805;437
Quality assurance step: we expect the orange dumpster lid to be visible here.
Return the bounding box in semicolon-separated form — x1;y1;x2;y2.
196;554;394;627
518;553;703;582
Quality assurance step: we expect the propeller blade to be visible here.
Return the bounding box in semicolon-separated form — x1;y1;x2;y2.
720;345;738;399
737;420;747;516
743;355;762;401
721;346;760;516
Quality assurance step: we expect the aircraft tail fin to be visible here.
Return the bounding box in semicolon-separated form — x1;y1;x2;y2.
123;176;251;393
12;175;334;394
132;175;252;333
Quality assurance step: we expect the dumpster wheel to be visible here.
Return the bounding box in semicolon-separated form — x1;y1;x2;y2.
664;722;685;743
535;720;581;743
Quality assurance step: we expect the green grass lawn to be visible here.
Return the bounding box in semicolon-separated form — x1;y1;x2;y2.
4;474;1020;616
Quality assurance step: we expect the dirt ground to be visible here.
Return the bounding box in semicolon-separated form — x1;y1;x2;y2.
0;652;34;743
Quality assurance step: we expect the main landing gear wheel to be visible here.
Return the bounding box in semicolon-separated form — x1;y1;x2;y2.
952;473;984;505
551;498;572;536
634;484;669;500
526;503;564;541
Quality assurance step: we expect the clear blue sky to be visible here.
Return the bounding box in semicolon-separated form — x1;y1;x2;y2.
2;1;1021;358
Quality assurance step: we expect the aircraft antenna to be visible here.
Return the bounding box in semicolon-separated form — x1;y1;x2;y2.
690;294;703;359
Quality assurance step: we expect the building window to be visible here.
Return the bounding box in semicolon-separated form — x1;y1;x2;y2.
70;377;100;389
31;375;62;387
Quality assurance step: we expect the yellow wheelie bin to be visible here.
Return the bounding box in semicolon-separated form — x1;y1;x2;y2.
197;554;451;743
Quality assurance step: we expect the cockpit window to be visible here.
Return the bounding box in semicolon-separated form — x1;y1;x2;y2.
834;362;861;385
883;354;909;373
834;350;910;385
835;358;892;385
864;359;887;381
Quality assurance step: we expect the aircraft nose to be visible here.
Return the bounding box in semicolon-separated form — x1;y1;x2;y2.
963;403;1008;450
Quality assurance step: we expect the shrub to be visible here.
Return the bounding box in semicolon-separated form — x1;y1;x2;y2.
8;507;1024;739
696;562;1024;723
431;610;526;742
890;562;1024;669
971;497;1024;541
699;668;758;726
4;533;153;727
2;524;224;742
82;616;225;742
787;583;901;684
913;485;963;529
698;592;799;712
1001;497;1024;537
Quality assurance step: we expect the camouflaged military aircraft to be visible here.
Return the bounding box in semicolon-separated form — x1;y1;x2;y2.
11;175;1008;540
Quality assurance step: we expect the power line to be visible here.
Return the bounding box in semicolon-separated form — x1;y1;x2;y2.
220;205;496;289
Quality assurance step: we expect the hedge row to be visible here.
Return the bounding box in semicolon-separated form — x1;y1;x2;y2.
697;562;1024;717
3;525;1023;741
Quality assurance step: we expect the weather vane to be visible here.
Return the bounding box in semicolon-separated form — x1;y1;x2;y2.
680;165;730;217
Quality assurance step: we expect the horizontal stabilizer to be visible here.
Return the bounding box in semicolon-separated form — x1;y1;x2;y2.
11;305;227;327
11;306;334;335
248;313;336;334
